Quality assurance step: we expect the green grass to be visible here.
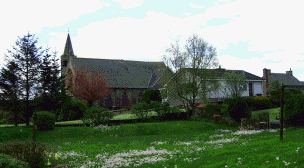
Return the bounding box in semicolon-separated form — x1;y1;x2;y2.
0;107;303;168
251;107;280;121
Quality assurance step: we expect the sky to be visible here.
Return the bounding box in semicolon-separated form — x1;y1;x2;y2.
1;0;304;81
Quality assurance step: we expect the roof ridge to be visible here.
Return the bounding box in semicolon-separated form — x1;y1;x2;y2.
74;57;163;63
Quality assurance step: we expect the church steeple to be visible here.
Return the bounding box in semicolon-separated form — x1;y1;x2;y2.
63;33;74;56
61;33;76;78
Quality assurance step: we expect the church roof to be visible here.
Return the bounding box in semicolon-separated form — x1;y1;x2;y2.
63;33;74;56
71;58;167;89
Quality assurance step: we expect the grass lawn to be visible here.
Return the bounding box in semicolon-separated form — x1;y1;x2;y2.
1;107;303;168
251;107;280;121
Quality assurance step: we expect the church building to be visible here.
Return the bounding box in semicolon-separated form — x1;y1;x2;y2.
60;33;174;109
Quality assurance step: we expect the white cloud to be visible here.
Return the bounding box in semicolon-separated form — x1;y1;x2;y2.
0;0;110;67
113;0;144;9
183;12;192;17
189;3;205;9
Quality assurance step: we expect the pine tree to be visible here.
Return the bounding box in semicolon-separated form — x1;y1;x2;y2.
36;50;72;118
5;32;44;126
0;60;22;126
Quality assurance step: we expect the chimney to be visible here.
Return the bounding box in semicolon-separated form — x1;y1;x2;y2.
263;68;271;96
286;68;292;76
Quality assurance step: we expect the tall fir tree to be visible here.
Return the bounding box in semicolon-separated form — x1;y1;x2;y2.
36;50;72;118
0;60;23;126
5;32;44;126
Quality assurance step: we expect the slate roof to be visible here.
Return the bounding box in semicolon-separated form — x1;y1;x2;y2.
71;58;167;89
172;68;264;80
225;70;265;81
269;73;304;86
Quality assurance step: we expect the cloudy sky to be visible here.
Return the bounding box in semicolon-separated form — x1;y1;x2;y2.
1;0;304;81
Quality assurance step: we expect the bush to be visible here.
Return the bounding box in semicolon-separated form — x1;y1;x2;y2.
223;96;251;124
82;106;114;126
70;99;88;120
283;93;304;126
0;153;30;168
130;102;150;120
204;103;223;117
140;89;162;105
151;101;171;118
0;140;55;168
30;111;56;131
0;118;5;125
244;96;273;111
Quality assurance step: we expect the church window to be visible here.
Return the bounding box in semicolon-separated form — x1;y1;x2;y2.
63;61;68;67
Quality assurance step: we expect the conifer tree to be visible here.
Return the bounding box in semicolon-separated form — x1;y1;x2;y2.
0;60;22;126
4;32;44;126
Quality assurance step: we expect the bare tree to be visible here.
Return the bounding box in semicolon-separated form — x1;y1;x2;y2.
67;66;112;108
221;71;247;98
162;34;220;119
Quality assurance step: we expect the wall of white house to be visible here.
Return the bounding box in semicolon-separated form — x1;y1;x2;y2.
206;81;264;99
161;80;264;107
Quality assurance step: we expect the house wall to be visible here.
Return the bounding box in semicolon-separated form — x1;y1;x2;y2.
164;80;265;107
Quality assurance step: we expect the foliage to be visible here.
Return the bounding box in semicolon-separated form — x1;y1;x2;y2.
0;153;29;168
140;89;162;105
283;93;304;126
251;95;273;111
69;98;88;120
0;118;6;125
30;111;56;131
203;102;223;118
150;101;171;117
0;140;56;168
4;33;45;126
267;80;303;105
82;106;114;126
130;102;150;120
0;60;22;126
162;33;219;120
67;66;112;108
222;71;247;98
242;96;273;112
223;96;251;124
35;50;70;115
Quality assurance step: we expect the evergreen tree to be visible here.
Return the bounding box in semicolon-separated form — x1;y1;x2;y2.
5;32;44;126
0;60;22;126
36;50;72;118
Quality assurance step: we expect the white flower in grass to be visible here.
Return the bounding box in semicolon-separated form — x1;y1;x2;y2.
276;157;279;160
225;165;228;168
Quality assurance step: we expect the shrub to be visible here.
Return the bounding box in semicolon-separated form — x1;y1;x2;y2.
82;106;114;126
283;93;304;126
204;103;223;117
130;102;150;120
70;99;88;120
0;153;30;168
140;89;162;105
224;96;251;124
245;95;273;111
0;118;6;125
0;140;55;168
153;102;171;118
30;111;56;131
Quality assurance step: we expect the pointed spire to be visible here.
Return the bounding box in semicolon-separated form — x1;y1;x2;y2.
63;33;74;56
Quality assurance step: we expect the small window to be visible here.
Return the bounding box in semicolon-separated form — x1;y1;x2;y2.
63;61;68;67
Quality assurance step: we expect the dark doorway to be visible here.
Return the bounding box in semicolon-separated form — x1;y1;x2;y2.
122;91;129;105
249;83;253;97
